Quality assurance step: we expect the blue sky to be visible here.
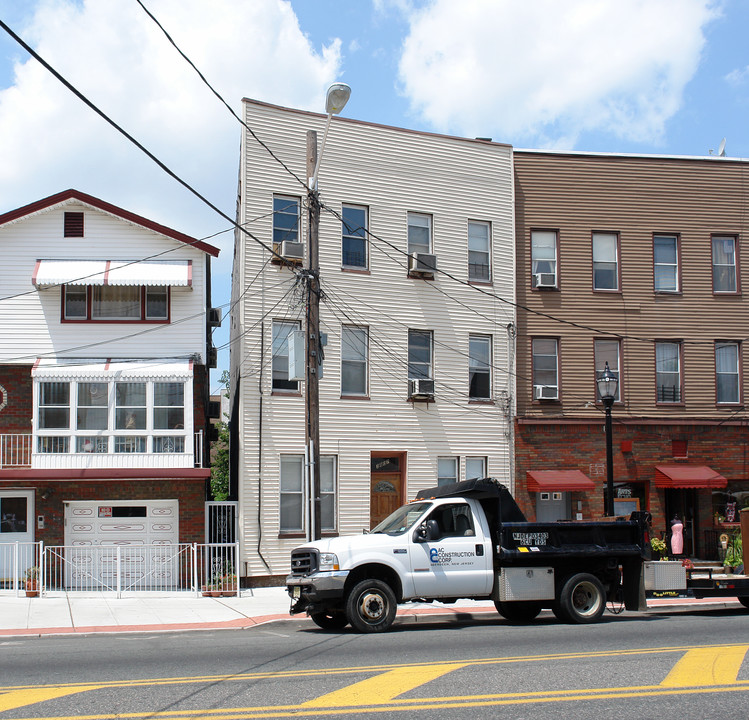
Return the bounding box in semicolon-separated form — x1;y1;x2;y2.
1;0;748;388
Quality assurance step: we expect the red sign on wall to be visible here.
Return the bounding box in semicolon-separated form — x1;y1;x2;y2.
98;507;112;517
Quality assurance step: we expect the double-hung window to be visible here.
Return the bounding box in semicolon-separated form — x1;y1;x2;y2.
716;342;740;404
532;338;559;400
438;457;458;486
280;455;304;532
272;320;301;392
64;285;169;322
712;235;737;293
656;342;682;403
594;339;621;402
466;457;486;481
341;205;367;269
469;335;491;400
320;456;338;533
407;213;432;255
341;325;368;397
273;195;301;245
408;330;433;380
593;232;619;290
531;230;558;287
468;221;491;281
654;235;679;292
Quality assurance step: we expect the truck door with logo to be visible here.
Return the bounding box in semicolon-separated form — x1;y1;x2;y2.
409;502;492;598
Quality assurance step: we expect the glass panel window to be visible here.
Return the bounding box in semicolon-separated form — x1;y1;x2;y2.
115;382;147;429
408;330;432;380
280;455;304;532
320;455;337;532
531;230;557;285
77;436;109;453
77;382;108;430
37;437;69;453
273;195;300;245
594;339;620;402
407;213;431;255
39;381;70;429
469;335;491;400
0;497;28;533
153;382;184;429
272;320;301;391
466;457;486;481
146;287;168;319
92;286;141;319
64;286;87;318
712;235;737;292
153;436;185;453
716;342;740;404
656;342;681;403
114;436;146;453
654;235;679;292
438;457;458;486
593;233;619;290
341;326;368;396
342;205;367;269
468;221;491;281
532;338;558;398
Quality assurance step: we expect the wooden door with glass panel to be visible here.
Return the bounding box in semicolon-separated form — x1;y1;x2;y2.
370;454;404;529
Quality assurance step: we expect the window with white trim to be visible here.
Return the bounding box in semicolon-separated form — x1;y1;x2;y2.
594;339;621;402
280;455;304;532
593;232;619;290
716;342;740;404
531;230;557;287
656;342;682;403
342;205;368;269
407;213;432;255
654;235;679;292
469;335;491;400
532;338;559;400
468;221;491;281
438;457;458;486
272;320;301;392
273;195;301;245
320;455;337;532
341;326;368;396
408;330;433;380
712;235;737;293
466;457;486;481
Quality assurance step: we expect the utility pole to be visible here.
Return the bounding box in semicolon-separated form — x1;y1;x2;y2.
306;129;321;541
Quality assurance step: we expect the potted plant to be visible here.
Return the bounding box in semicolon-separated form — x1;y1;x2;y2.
24;566;40;597
650;537;667;560
723;536;743;574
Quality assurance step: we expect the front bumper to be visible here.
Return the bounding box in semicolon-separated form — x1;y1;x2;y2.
286;570;350;614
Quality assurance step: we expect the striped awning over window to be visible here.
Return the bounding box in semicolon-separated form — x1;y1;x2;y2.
32;259;191;287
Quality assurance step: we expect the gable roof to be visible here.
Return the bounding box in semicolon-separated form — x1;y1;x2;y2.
0;189;220;257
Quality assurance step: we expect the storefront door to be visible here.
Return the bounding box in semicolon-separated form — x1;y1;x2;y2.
665;488;698;556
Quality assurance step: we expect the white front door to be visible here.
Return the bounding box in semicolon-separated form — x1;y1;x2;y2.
0;489;35;579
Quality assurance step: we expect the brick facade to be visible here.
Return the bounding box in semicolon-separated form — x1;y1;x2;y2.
0;364;33;433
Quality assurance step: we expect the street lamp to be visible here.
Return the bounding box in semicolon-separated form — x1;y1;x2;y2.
305;82;351;542
596;361;619;517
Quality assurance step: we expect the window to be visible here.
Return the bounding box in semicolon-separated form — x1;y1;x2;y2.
116;382;146;429
407;213;432;255
594;339;620;402
64;285;170;322
342;205;367;269
273;195;300;245
593;233;619;290
654;235;679;292
469;335;491;400
532;338;559;399
77;383;108;430
468;221;491;281
272;320;301;391
716;342;740;404
39;382;70;429
341;326;368;396
64;212;84;237
153;382;185;429
320;455;337;532
408;330;432;380
280;455;304;532
466;457;486;481
531;230;557;287
656;342;682;403
438;457;458;486
712;235;737;293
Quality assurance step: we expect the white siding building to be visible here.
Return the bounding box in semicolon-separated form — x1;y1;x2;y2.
232;100;516;580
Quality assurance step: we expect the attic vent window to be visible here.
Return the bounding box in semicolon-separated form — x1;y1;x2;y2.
64;212;84;237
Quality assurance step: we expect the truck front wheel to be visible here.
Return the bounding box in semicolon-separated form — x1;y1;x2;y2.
554;573;606;624
345;579;397;633
310;611;349;630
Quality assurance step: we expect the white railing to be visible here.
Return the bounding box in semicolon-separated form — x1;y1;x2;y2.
0;541;44;596
0;434;32;468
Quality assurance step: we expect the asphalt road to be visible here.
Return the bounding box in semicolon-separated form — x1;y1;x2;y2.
1;606;747;719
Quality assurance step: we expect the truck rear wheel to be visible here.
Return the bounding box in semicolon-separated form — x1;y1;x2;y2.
310;611;349;630
554;573;606;624
345;579;397;633
738;597;749;610
495;601;542;623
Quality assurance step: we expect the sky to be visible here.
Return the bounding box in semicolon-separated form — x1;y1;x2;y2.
1;0;748;392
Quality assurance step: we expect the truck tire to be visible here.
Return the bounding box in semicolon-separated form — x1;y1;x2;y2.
345;579;397;633
554;573;606;624
495;601;542;623
738;597;749;610
310;611;349;630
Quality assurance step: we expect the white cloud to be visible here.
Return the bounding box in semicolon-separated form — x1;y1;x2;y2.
397;0;720;147
725;66;749;86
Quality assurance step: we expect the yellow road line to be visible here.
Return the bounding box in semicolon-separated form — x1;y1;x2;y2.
661;645;748;687
0;686;98;713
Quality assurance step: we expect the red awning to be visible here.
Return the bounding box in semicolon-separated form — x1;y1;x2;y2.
526;470;596;493
654;465;727;489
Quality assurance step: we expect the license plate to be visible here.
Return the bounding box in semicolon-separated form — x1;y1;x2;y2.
292;586;301;599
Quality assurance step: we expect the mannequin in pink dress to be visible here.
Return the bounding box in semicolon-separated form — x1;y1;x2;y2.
670;516;684;556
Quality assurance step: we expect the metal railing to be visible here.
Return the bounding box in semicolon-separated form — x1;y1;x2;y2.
0;541;44;596
0;434;32;467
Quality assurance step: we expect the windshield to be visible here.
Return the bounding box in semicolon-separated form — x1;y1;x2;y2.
371;502;432;535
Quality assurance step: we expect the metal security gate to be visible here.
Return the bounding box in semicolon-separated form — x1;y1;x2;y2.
206;501;238;544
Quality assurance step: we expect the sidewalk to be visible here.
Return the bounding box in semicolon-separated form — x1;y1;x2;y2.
0;590;743;637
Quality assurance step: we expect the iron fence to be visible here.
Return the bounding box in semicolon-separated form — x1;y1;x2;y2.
0;541;43;596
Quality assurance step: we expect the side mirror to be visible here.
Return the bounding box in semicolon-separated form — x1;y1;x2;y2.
426;519;441;542
414;523;428;543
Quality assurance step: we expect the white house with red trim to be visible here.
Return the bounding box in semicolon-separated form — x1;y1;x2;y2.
0;190;220;568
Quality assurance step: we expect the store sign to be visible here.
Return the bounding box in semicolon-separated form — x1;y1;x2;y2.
98;506;112;518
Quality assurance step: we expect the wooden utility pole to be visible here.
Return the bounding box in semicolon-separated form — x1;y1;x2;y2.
306;129;321;541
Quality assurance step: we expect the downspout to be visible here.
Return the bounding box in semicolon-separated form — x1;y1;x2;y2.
257;320;271;572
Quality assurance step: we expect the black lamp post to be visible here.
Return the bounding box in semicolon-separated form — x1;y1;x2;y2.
596;361;619;517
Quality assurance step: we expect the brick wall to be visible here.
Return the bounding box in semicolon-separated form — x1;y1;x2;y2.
0;364;33;433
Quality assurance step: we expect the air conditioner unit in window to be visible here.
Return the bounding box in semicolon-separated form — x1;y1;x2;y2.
409;378;435;400
207;347;218;369
534;273;556;288
281;241;304;261
533;384;558;400
409;252;437;276
207;308;221;327
207;400;221;419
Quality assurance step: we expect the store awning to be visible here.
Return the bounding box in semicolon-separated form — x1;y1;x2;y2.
526;470;596;493
654;465;727;489
32;358;193;382
33;259;192;287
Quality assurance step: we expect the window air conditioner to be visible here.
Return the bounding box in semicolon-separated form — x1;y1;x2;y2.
207;400;222;419
533;384;558;400
207;308;222;327
281;241;304;261
409;252;437;275
207;347;218;368
409;378;435;400
534;273;556;288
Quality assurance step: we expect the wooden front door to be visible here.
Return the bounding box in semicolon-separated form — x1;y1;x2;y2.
370;454;404;529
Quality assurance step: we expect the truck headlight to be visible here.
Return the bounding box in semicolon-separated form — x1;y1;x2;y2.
318;553;339;571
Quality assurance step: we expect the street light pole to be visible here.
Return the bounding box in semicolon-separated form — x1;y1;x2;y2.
596;361;619;517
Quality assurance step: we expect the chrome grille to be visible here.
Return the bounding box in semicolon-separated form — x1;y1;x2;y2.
290;549;317;576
